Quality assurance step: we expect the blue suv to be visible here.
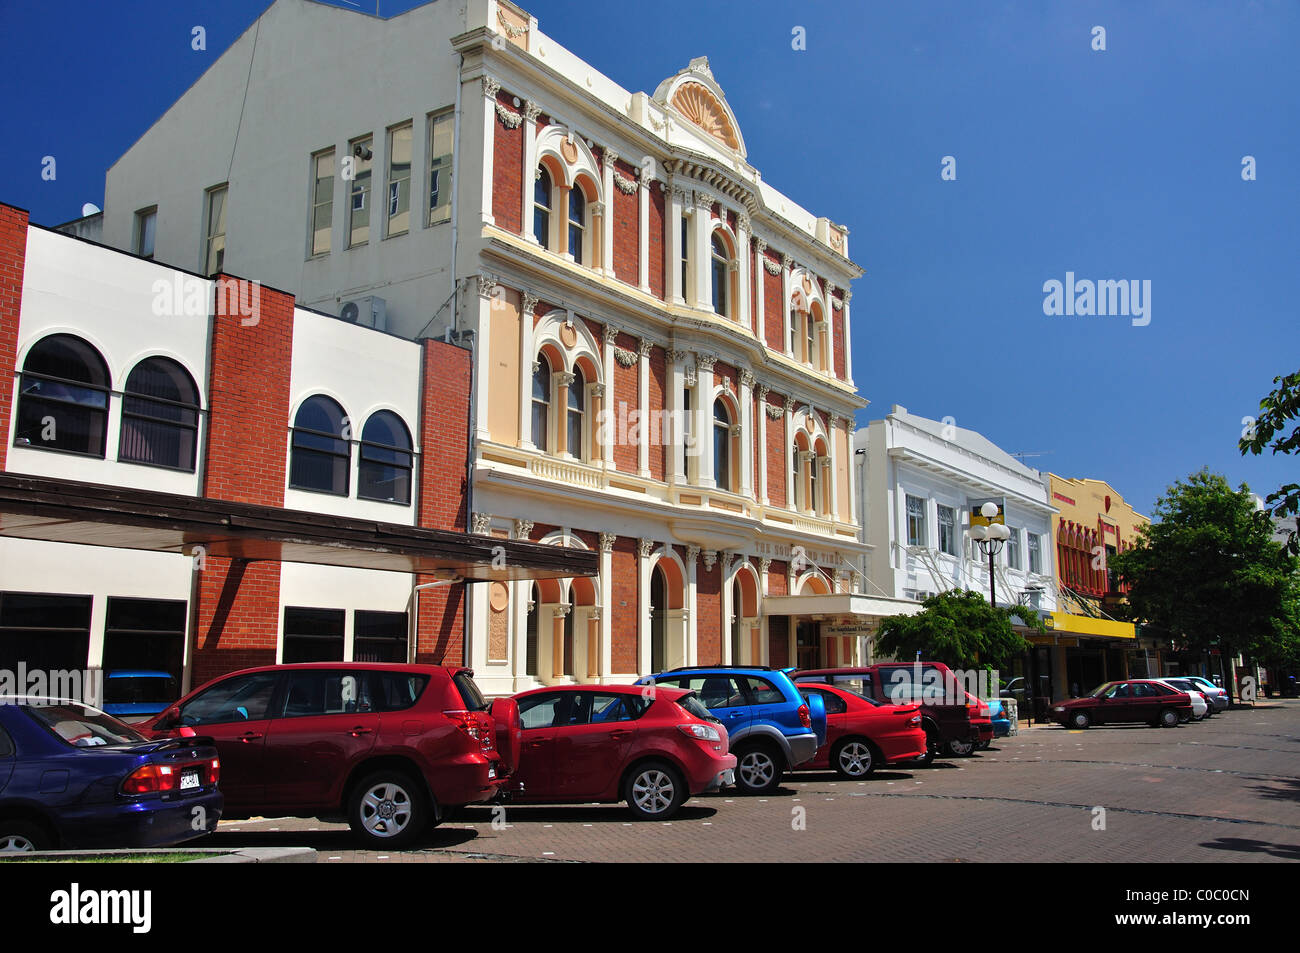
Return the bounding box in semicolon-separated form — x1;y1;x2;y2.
636;666;826;794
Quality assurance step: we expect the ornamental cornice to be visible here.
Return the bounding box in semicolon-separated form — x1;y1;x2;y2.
613;346;637;367
495;101;523;130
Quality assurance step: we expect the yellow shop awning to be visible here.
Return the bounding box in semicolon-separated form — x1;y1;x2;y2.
1043;611;1135;640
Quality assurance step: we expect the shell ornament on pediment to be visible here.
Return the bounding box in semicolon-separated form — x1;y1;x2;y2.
670;82;740;151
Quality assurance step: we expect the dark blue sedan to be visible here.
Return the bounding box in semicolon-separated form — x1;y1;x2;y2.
0;697;222;853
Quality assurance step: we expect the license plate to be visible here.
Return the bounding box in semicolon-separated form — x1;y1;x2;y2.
180;770;200;791
487;765;496;780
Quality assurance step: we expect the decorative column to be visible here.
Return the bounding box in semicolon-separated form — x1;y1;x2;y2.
590;201;607;273
756;384;770;505
667;349;688;484
518;292;538;448
825;282;838;378
638;165;652;293
827;413;841;521
599;532;614;680
586;608;601;678
846;412;859;526
696;353;716;489
668;183;686;304
521;100;542;239
475;275;497;443
554;368;575;456
481;76;499;227
637;538;655;673
686;545;700;666
781;254;794;358
737;212;752;331
551;603;571;678
784;395;796;509
601;326;617;469
842;288;854;384
693;191;715;309
739;369;754;499
758;556;772;666
754;238;768;341
600;149;616;277
637;337;651;478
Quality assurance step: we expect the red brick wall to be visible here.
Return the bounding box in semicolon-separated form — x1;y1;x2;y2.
647;186;665;299
415;576;465;665
713;360;735;396
767;561;788;596
767;615;789;668
203;275;293;507
647;345;666;481
419;339;470;532
610;536;639;672
492;93;523;234
833;307;847;380
192;558;280;687
612;331;639;473
611;160;639;285
765;394;787;508
696;560;721;664
0;205;29;473
762;256;783;352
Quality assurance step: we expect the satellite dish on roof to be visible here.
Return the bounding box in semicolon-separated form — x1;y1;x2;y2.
81;203;101;217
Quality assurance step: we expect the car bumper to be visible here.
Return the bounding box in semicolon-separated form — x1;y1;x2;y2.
701;766;737;793
56;790;224;849
880;730;930;764
786;732;821;767
433;755;509;808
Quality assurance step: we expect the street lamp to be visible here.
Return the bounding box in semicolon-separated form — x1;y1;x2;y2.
969;501;1010;606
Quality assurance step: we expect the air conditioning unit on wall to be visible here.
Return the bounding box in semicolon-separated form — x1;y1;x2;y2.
339;295;387;331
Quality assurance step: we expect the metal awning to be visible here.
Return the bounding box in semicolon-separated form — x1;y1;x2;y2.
0;473;596;582
762;592;923;622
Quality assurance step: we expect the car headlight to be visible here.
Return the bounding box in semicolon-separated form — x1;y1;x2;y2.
1053;706;1065;712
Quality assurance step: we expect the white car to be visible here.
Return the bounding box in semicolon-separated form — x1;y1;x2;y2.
1155;679;1207;720
1183;675;1229;712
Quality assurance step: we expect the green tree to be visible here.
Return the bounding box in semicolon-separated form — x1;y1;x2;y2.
1108;468;1300;697
1239;367;1300;554
872;589;1035;672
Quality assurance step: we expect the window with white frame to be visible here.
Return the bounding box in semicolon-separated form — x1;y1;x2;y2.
566;365;585;458
937;504;957;555
711;233;730;317
135;206;157;260
347;136;373;247
1007;526;1022;569
309;149;334;256
386;123;412;237
1028;533;1042;573
531;355;551;451
203;184;227;275
567;187;585;264
534;166;553;248
427;110;453;225
906;495;927;547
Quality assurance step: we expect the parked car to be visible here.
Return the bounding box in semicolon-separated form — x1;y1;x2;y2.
102;669;179;724
1155;678;1208;721
1050;680;1194;729
982;697;1012;747
144;663;519;848
0;696;222;853
795;682;927;778
636;666;826;795
1182;675;1229;712
795;663;983;764
505;684;735;819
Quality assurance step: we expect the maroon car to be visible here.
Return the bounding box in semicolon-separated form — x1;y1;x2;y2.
506;684;736;820
1050;680;1194;729
144;663;520;847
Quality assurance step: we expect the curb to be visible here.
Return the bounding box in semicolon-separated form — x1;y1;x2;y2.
0;846;316;864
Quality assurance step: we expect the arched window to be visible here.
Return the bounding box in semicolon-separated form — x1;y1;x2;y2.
290;395;350;495
358;410;412;504
531;355;551;451
713;398;732;491
525;582;540;677
730;576;743;664
119;357;200;471
562;587;576;676
711;233;730;317
566;365;585;458
15;334;111;457
650;566;667;673
791;441;801;510
568;186;585;264
809;446;820;515
533;166;552;248
789;307;799;355
807;314;817;367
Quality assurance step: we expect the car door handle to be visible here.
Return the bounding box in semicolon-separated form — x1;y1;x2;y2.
526;740;548;748
609;729;631;739
237;732;263;742
348;727;373;736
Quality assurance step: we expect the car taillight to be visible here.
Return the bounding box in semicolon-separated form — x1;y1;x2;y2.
445;710;496;751
208;758;220;786
798;703;811;729
122;764;178;795
678;723;721;743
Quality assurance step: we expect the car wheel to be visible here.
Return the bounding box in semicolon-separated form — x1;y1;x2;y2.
1158;709;1180;728
945;737;976;757
912;727;939;767
1069;710;1090;730
624;762;685;820
348;771;429;848
832;738;876;779
0;820;50;853
977;738;992;750
734;745;783;794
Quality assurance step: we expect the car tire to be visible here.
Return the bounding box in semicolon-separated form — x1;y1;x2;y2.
977;738;992;751
347;770;430;848
1070;711;1090;730
912;727;939;767
1158;709;1180;728
832;738;876;779
0;819;51;853
733;744;784;795
945;737;976;757
623;761;686;820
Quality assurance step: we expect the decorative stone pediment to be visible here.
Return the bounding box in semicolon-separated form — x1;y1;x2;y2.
652;57;747;158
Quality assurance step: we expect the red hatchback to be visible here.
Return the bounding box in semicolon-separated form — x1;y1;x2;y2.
144;663;520;847
796;683;928;778
506;684;737;820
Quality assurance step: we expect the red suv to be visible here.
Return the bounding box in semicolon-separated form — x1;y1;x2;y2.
144;663;520;847
506;684;736;820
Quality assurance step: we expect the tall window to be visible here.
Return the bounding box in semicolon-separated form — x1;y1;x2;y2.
806;314;817;366
567;186;585;264
680;216;689;301
792;442;801;509
566;365;585;458
290;396;350;495
347;136;373;247
282;607;345;663
135;207;157;260
713;398;731;491
531;355;551;450
0;593;91;674
650;567;667;673
711;233;729;317
682;387;693;480
809;450;820;514
789;308;799;356
354;610;408;663
15;334;110;457
119;357;200;471
358;411;412;505
386;123;412;237
427;110;454;225
310;150;334;255
1028;533;1042;573
533;166;552;247
906;495;926;547
1007;527;1022;569
937;504;957;556
204;185;227;275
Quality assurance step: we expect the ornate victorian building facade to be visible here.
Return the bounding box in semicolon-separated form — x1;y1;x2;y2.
72;0;868;694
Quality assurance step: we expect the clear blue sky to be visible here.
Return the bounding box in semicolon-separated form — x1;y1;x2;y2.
2;0;1297;517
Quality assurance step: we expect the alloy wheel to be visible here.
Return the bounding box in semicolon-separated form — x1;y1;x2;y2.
738;750;776;789
359;781;414;838
0;834;35;853
631;769;676;816
837;741;874;777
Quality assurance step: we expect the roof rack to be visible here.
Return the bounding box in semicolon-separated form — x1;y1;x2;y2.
665;664;777;672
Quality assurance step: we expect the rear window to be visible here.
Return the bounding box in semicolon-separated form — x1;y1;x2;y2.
373;673;428;712
674;692;721;724
452;671;489;712
801;688;846;714
25;703;148;748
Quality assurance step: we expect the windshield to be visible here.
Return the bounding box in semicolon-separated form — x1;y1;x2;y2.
676;692;722;724
104;675;178;706
23;702;149;747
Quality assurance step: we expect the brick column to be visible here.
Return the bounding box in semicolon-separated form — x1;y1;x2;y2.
0;204;30;472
